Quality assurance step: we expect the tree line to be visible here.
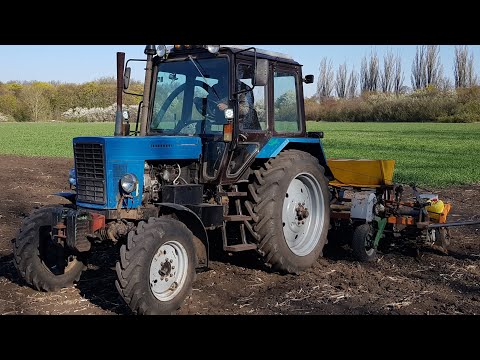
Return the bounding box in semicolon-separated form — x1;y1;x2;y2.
1;46;478;123
316;45;477;99
309;45;480;122
0;77;143;122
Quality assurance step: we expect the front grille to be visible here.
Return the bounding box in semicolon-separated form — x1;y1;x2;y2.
74;143;106;204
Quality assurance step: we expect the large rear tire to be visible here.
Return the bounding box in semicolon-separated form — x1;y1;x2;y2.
13;207;86;292
115;217;197;315
246;150;330;274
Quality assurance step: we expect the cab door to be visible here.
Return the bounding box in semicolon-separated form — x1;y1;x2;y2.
223;61;270;182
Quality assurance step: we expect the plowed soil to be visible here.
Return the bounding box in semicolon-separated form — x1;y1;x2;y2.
1;155;479;315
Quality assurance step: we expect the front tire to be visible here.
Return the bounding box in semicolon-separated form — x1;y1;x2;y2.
246;150;330;274
13;207;86;292
115;217;197;315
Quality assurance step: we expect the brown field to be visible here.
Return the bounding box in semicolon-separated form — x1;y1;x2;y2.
0;155;479;315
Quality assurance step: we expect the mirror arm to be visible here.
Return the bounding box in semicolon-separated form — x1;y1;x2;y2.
133;100;143;136
232;47;258;93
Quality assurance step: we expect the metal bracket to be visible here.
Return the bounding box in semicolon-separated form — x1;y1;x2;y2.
373;217;387;248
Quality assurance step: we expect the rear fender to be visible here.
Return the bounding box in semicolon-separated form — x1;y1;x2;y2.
256;138;332;178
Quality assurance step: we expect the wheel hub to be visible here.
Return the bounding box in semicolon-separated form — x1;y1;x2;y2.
282;173;324;257
158;260;172;276
295;203;309;222
149;241;188;301
40;224;78;275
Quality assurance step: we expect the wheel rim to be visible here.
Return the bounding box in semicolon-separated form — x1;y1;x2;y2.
364;231;375;256
282;172;325;256
149;241;189;302
39;226;77;275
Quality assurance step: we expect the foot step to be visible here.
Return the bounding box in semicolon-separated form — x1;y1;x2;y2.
223;244;257;252
218;192;248;197
224;215;252;222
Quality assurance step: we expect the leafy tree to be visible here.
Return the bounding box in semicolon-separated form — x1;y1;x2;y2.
20;82;54;121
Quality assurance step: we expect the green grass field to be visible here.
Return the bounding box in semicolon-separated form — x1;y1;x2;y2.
310;122;480;186
0;122;479;186
0;123;114;157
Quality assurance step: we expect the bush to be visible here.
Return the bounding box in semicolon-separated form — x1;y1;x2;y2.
62;104;139;122
0;112;14;122
0;79;144;122
306;89;479;123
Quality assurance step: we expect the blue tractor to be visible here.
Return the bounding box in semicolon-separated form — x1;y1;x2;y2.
13;45;332;314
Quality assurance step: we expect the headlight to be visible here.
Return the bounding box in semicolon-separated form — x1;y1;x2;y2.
206;45;220;54
120;173;138;194
156;45;167;57
224;108;234;119
68;168;76;186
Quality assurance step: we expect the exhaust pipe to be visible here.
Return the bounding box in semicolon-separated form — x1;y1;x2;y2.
114;52;125;136
139;45;156;137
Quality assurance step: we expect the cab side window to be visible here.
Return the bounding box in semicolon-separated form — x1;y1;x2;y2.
273;70;300;133
236;63;267;131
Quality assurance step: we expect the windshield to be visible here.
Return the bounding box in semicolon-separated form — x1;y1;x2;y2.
150;57;229;135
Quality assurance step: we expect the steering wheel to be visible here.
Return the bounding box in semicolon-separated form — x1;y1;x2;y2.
194;93;224;121
151;80;217;129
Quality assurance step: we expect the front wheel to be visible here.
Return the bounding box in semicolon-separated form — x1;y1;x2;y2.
13;206;86;291
115;217;197;315
246;150;330;274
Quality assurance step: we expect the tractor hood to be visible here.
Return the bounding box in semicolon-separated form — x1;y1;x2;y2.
73;136;202;161
72;136;202;210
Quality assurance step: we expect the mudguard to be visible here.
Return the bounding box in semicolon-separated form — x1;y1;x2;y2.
157;203;209;269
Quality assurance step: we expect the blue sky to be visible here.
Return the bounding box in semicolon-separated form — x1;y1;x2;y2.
1;45;479;97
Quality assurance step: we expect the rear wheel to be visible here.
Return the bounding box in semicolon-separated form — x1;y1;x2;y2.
115;217;197;315
246;150;330;274
13;207;86;291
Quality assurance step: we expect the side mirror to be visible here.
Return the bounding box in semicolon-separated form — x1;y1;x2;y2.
304;74;314;84
254;59;268;86
124;67;131;89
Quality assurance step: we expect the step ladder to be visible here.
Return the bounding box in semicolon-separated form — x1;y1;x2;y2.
221;186;258;252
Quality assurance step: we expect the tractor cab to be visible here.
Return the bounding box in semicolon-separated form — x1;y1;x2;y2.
125;45;316;184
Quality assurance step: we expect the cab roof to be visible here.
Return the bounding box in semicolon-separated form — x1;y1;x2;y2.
220;45;300;66
165;45;301;66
